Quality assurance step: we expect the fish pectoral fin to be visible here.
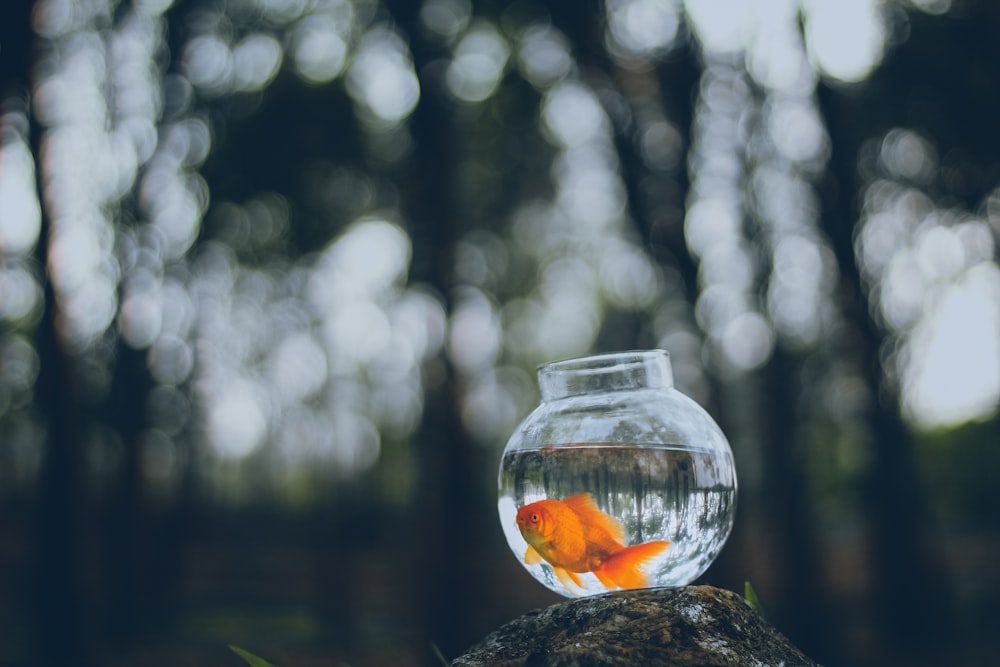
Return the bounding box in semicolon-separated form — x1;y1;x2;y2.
524;545;543;565
553;566;584;591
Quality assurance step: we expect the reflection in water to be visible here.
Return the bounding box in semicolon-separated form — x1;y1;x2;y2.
499;444;736;594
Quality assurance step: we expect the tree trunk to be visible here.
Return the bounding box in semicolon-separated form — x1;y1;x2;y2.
28;90;95;667
386;1;481;658
815;80;957;657
759;347;839;662
2;0;94;663
103;343;152;645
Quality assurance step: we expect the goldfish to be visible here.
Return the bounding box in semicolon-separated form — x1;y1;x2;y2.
515;492;670;591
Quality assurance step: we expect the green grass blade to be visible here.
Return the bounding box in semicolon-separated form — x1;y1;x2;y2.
429;640;450;666
744;580;765;618
229;644;276;667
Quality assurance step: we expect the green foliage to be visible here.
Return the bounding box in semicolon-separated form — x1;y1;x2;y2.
429;640;450;666
744;581;765;618
230;645;276;667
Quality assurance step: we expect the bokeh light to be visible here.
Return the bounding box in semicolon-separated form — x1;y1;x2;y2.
421;0;472;43
802;0;887;84
290;13;350;85
901;264;1000;427
346;26;421;127
684;0;754;54
516;23;573;88
856;131;1000;428
604;0;681;62
0;105;44;328
11;0;982;502
0;110;41;256
4;1;1000;665
446;20;509;103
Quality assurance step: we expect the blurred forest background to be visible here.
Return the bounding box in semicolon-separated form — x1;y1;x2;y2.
1;0;999;665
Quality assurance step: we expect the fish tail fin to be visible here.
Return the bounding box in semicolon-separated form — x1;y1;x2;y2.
595;540;670;590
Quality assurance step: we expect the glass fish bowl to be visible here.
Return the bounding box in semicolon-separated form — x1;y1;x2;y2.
497;350;737;597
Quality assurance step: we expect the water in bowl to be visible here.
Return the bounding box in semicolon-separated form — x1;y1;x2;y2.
498;443;737;597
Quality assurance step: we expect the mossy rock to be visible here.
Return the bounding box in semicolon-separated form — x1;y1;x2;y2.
452;585;819;667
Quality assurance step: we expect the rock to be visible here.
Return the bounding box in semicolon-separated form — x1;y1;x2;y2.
452;585;819;667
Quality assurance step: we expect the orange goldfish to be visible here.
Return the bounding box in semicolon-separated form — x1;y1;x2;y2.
515;492;670;591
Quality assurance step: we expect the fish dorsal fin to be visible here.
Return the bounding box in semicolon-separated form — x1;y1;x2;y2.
561;492;602;517
562;493;625;543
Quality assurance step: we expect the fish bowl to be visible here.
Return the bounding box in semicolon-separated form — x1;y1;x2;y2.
497;350;737;597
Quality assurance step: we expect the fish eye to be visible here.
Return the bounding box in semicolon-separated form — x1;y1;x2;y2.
530;513;539;523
